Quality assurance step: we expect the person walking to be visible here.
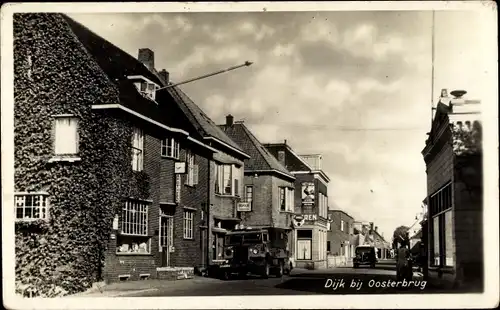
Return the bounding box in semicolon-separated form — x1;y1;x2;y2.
396;240;412;282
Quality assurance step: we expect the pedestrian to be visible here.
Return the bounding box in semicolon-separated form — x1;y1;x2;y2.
396;240;412;282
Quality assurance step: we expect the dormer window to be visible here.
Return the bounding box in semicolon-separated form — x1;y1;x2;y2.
128;75;160;102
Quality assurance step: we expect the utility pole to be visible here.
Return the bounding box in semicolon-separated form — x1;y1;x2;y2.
157;61;253;91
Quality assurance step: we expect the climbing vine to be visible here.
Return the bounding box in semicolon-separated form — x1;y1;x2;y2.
13;13;150;297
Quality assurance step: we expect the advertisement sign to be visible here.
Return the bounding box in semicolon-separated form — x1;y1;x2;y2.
174;162;186;174
237;202;251;212
292;214;305;227
301;182;315;205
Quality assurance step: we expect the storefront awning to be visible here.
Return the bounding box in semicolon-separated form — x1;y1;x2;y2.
212;227;228;234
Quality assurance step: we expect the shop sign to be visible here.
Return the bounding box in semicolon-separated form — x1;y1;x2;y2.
237;202;251;212
301;182;315;205
293;214;318;227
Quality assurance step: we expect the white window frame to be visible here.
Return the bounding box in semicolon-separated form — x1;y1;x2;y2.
186;150;196;186
120;200;149;236
15;192;49;221
183;210;194;239
131;127;144;171
161;137;180;159
341;220;345;232
133;80;160;101
53;116;79;155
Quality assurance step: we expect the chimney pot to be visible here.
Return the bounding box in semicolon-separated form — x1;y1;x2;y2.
159;69;169;85
226;114;234;126
138;48;155;71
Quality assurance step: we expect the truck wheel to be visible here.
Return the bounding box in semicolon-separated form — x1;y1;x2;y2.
275;261;284;278
221;270;231;281
261;262;270;279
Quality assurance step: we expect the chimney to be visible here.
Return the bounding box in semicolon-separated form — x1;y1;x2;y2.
226;114;234;126
284;139;287;145
278;151;286;166
375;226;378;232
158;69;169;85
138;48;155;71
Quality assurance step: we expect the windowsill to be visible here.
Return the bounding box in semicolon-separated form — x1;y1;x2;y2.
184;183;195;188
15;218;49;223
183;206;197;211
183;237;194;241
48;155;81;163
117;232;152;237
161;155;180;161
296;259;312;261
116;252;153;256
215;194;240;199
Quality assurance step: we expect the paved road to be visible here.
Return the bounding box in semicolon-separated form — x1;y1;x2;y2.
110;264;442;297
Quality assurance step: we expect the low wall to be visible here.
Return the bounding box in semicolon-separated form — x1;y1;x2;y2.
327;255;349;268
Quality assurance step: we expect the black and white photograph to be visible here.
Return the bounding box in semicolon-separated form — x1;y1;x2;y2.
1;2;498;309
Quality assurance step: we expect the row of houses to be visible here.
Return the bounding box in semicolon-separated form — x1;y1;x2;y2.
419;89;483;290
13;13;351;296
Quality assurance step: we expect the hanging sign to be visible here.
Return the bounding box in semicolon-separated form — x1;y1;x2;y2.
301;182;315;205
292;214;305;227
237;202;251;212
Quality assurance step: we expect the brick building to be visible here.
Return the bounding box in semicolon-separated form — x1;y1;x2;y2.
218;117;296;253
166;95;250;267
264;142;330;269
12;13;245;295
327;209;355;259
421;89;483;290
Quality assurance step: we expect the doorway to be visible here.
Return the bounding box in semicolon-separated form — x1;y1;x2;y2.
160;215;173;267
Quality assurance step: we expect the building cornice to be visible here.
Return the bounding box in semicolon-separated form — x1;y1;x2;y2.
91;104;218;154
291;170;330;184
244;169;296;181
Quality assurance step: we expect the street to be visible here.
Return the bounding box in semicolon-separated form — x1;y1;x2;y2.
76;260;454;297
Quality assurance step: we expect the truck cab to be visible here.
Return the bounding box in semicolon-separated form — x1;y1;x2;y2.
219;227;289;279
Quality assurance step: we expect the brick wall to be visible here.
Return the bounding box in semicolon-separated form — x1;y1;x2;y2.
327;210;354;256
240;175;273;227
453;154;483;287
271;176;295;229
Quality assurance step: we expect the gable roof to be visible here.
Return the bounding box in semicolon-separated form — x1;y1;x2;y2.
218;122;294;179
263;143;313;172
61;15;188;132
165;86;248;159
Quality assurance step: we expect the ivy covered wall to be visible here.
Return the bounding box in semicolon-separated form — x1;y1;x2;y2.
14;13;149;297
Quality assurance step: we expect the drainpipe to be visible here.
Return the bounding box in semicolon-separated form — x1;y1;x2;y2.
206;158;211;269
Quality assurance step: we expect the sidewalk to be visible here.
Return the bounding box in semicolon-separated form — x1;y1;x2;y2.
69;277;218;297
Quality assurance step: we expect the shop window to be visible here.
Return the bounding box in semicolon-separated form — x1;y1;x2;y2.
430;182;453;267
54;116;79;155
297;229;312;260
117;199;150;254
15;193;49;221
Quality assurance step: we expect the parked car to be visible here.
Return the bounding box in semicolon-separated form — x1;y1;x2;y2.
353;245;378;268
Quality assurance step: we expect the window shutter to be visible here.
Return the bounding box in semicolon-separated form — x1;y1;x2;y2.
193;164;199;185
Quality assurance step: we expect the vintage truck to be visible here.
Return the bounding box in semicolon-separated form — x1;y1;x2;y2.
218;227;291;279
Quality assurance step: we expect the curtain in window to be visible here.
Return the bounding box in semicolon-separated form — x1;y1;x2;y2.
55;117;78;155
223;165;232;194
131;128;143;171
444;210;454;266
433;216;440;265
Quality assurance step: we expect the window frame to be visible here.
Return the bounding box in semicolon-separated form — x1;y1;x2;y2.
186;150;196;186
53;115;79;156
131;127;144;171
429;182;453;267
183;209;194;240
161;137;180;159
120;199;149;236
245;185;254;209
15;192;50;221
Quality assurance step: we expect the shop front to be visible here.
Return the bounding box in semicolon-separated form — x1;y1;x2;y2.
293;214;328;269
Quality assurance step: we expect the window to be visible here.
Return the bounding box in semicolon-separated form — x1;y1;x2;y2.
297;230;312;260
15;193;49;221
327;241;331;253
280;187;294;212
131;127;144;171
117;199;150;254
183;210;194;239
245;186;253;209
430;182;454;267
161;137;180;159
223;165;232;194
186;151;197;186
134;81;159;101
318;193;328;219
212;232;224;260
54;116;79;155
215;163;242;196
341;220;345;232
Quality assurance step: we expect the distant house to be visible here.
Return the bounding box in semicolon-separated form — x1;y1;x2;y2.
218;117;296;252
264;142;330;269
421;89;483;290
327;209;355;259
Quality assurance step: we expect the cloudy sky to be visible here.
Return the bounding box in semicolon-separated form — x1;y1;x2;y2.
68;8;492;239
